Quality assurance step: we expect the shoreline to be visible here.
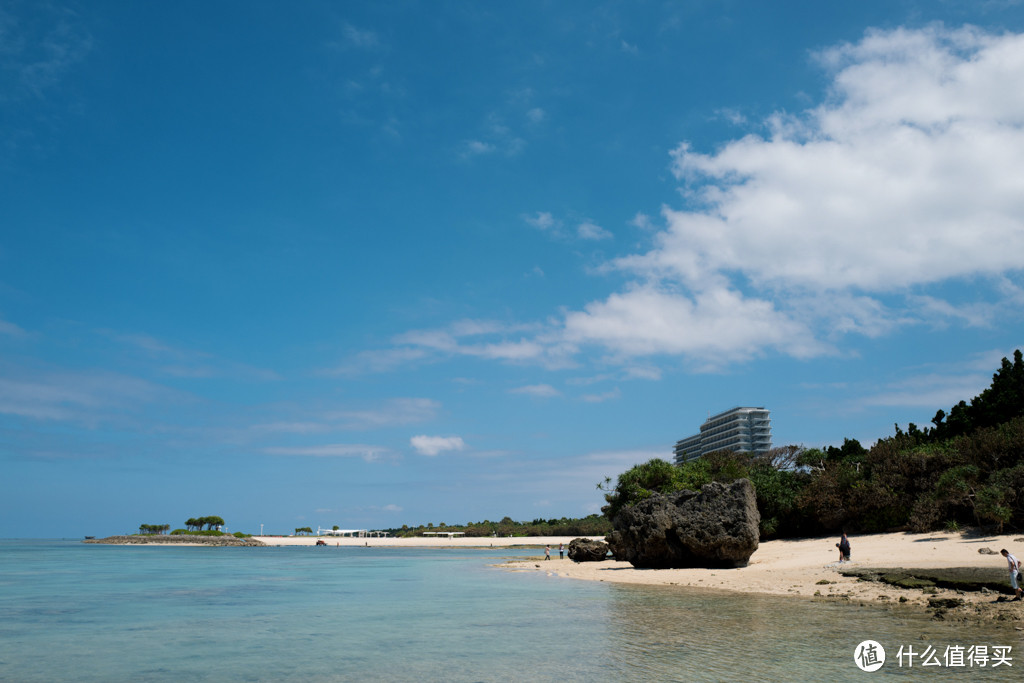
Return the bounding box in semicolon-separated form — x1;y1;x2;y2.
502;530;1024;629
83;534;598;549
83;534;263;546
79;530;1024;627
250;535;596;548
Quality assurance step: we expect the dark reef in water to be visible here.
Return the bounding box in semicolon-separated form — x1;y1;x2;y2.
840;566;1013;594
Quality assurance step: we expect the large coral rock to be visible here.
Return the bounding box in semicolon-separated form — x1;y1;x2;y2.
606;479;760;568
568;537;610;562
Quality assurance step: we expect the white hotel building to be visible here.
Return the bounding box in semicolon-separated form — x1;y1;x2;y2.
673;407;772;464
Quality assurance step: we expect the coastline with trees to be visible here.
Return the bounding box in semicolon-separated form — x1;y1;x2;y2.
531;350;1024;627
601;350;1024;540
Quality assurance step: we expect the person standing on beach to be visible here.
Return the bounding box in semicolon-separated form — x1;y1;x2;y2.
559;542;564;560
837;533;851;562
1001;549;1022;600
544;545;551;560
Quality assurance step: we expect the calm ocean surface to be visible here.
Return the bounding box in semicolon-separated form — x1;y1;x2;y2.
0;540;1020;682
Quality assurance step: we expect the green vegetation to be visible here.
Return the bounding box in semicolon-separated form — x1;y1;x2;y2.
295;527;314;535
602;350;1024;538
600;448;809;538
185;516;225;531
380;515;611;538
131;517;274;539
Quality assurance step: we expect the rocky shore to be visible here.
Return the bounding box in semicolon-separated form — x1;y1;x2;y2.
502;530;1024;630
834;566;1024;626
84;535;265;547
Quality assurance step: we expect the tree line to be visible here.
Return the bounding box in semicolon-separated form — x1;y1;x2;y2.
185;516;225;531
602;350;1024;538
381;514;611;538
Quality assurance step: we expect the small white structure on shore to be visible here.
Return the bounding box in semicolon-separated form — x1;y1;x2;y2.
317;527;390;538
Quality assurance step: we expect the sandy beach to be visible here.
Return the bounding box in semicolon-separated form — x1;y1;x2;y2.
252;535;597;549
504;530;1024;620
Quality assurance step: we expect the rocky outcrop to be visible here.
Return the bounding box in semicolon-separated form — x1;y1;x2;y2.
568;537;610;562
840;567;1016;595
84;535;265;547
606;479;760;569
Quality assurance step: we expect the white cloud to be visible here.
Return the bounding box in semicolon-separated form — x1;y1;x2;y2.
264;444;392;462
717;108;748;126
0;318;27;337
392;320;559;364
524;211;558;231
526;107;546;123
577;221;612;241
324;398;441;429
101;329;280;381
525;213;615;242
106;332;187;357
341;23;380;49
510;384;561;398
655;26;1024;294
328;347;428;375
560;25;1024;365
629;212;654;231
253;398;439;435
461;114;527;158
341;26;1024;375
581;388;621;403
410;435;465;456
859;347;1024;411
253;421;331;435
4;7;93;99
624;365;662;381
504;448;668;500
562;284;820;364
861;373;990;410
908;295;995;328
0;371;177;424
462;139;496;157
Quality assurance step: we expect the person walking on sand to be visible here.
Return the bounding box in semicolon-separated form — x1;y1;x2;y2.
544;545;551;561
1000;549;1022;600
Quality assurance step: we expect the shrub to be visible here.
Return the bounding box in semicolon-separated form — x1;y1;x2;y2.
600;458;689;520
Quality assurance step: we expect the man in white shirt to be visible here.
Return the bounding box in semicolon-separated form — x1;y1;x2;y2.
1000;549;1022;600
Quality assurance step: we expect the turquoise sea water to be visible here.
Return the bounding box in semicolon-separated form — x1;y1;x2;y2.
0;540;1020;682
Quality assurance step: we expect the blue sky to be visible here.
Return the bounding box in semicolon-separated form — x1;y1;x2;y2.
3;1;1024;537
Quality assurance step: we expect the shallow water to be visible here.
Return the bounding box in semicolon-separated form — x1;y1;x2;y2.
0;540;1020;681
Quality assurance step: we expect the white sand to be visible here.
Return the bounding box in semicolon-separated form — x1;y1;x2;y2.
504;531;1024;609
